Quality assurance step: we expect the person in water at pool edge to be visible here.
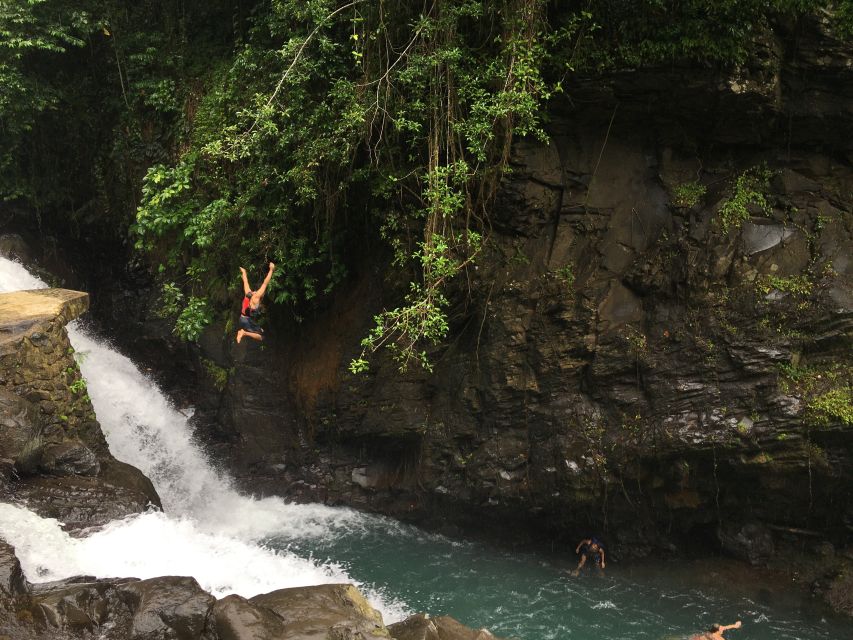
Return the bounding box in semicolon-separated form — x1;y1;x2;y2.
236;262;275;343
689;620;742;640
571;537;605;575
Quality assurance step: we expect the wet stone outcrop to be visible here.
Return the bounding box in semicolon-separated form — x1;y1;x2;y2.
389;614;499;640
0;289;160;530
0;541;499;640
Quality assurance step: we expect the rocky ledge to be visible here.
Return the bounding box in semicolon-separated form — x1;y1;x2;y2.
0;540;499;640
0;288;160;530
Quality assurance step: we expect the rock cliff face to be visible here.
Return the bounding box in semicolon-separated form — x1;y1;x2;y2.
155;12;853;610
0;288;160;530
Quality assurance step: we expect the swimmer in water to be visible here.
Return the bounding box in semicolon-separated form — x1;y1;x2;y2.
689;620;742;640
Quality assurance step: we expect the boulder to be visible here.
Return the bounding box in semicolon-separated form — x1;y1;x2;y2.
0;539;28;598
39;439;100;477
29;576;137;633
14;470;159;531
119;576;215;640
389;614;501;640
0;389;45;476
249;583;389;639
211;594;287;640
0;233;34;263
822;568;853;618
719;522;776;566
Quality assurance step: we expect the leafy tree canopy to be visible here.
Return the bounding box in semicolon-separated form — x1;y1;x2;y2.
2;0;849;364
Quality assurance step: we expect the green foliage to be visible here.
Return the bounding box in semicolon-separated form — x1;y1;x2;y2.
0;0;94;199
837;0;853;37
130;0;565;365
556;263;576;293
157;282;185;318
808;388;853;427
1;0;841;367
351;231;481;372
756;274;813;297
718;165;774;233
556;0;825;70
201;358;229;391
69;378;87;395
155;281;212;340
670;181;706;208
778;362;853;427
174;297;212;342
624;326;648;357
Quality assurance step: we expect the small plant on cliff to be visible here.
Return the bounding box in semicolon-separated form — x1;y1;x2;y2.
671;181;706;208
718;165;774;233
623;326;648;356
808;388;853;427
201;358;229;392
556;263;576;295
778;362;853;427
69;378;87;395
756;274;813;297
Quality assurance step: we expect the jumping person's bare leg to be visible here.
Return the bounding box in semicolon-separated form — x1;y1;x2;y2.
236;329;263;343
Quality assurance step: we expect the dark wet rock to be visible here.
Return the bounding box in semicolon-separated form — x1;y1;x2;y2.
389;614;502;640
211;594;287;640
249;583;389;639
0;540;28;598
719;523;776;566
184;68;852;606
821;566;853;618
39;439;100;477
0;233;34;264
119;576;215;640
2;535;504;640
99;459;161;510
0;389;44;476
29;576;138;633
23;574;221;639
15;470;158;532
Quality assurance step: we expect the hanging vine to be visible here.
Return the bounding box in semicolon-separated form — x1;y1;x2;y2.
347;0;557;372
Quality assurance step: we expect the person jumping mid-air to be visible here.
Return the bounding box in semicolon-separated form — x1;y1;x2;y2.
236;262;275;343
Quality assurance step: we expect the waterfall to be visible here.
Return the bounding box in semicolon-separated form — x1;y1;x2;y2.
0;257;407;619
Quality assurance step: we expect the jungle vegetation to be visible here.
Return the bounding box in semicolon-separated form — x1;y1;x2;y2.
2;0;850;369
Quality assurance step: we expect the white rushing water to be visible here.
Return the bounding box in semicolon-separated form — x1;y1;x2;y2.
0;256;408;619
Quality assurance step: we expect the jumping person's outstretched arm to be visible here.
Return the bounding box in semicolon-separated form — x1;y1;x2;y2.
720;622;742;632
239;267;251;295
599;548;606;569
255;262;275;300
575;539;591;554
